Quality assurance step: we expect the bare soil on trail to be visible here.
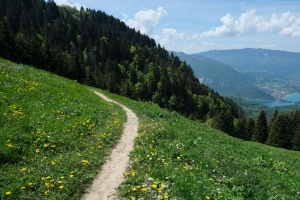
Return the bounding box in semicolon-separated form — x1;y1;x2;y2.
81;91;139;200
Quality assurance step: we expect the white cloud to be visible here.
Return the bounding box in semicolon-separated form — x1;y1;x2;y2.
54;0;84;10
154;28;184;49
199;9;300;37
279;18;300;37
122;7;167;35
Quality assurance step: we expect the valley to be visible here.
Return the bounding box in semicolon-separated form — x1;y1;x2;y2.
199;49;300;98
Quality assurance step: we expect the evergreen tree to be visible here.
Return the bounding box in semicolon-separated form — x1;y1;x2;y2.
0;17;15;60
212;110;234;135
245;117;255;141
235;118;247;139
266;113;292;149
270;108;278;128
292;124;300;151
252;109;268;143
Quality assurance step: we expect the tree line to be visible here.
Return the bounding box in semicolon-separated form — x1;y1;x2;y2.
212;108;300;150
0;0;299;151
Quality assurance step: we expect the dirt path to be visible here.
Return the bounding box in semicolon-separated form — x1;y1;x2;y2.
81;91;139;200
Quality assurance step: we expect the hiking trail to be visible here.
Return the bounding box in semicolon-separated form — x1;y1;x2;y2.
82;91;139;200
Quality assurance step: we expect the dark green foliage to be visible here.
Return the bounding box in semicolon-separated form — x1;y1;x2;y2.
0;17;15;60
212;110;234;135
235;118;248;139
270;109;278;128
292;124;300;150
245;117;255;141
252;109;268;143
266;113;292;149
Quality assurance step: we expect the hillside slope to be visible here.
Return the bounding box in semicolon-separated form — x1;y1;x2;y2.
0;59;126;199
102;89;300;200
197;48;300;98
173;52;274;100
1;58;300;200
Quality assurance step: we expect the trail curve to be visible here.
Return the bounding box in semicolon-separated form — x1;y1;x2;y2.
82;91;138;200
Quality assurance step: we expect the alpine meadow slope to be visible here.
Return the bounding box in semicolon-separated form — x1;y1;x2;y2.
0;59;127;199
101;90;300;200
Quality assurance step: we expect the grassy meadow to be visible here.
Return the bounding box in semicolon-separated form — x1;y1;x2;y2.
0;59;126;199
100;91;300;200
1;58;300;200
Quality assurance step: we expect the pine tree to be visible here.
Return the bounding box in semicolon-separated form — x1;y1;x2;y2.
252;109;268;143
212;110;234;135
266;113;292;149
270;108;278;128
245;117;255;141
235;118;247;139
292;124;300;151
0;17;15;60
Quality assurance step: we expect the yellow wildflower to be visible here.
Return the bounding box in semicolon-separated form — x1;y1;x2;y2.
164;192;168;199
5;191;11;195
81;160;90;165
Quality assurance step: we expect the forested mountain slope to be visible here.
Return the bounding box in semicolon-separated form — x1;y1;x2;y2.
197;48;300;98
173;52;274;100
0;0;243;122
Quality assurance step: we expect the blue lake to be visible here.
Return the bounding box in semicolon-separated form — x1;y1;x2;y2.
252;93;300;107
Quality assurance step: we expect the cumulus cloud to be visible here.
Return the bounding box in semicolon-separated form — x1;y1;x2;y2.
154;28;184;49
279;18;300;37
199;9;300;37
54;0;84;10
122;7;167;35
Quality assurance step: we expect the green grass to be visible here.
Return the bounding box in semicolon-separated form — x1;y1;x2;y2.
1;58;300;200
0;59;126;199
99;91;300;200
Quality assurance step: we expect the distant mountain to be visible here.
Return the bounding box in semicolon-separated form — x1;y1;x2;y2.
196;48;300;99
172;52;275;100
197;48;300;74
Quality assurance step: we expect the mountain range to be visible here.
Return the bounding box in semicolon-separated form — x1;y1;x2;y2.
173;51;275;100
196;48;300;99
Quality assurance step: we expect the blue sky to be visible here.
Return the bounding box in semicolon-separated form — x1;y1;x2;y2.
54;0;300;53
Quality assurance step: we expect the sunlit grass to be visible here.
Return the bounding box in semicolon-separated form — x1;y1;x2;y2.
0;59;126;199
100;91;300;200
1;58;300;199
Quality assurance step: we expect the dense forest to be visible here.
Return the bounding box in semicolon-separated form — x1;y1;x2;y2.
0;0;299;151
